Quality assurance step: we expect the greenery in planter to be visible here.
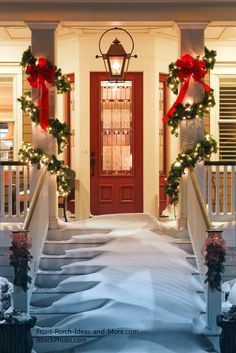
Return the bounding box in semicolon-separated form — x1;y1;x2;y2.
9;232;32;292
204;233;226;291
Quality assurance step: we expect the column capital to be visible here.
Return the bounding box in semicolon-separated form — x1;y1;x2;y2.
26;21;60;31
176;21;209;30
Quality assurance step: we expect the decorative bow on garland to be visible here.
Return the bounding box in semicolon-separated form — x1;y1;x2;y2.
26;58;56;129
163;48;216;134
202;233;226;291
164;54;211;122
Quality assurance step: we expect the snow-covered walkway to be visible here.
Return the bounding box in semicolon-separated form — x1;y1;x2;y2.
32;214;215;353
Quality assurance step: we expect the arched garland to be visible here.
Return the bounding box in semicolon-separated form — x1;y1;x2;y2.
164;47;217;205
18;47;74;196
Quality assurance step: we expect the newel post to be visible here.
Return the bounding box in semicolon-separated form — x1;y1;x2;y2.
205;229;224;333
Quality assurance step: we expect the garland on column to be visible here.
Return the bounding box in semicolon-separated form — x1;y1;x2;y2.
165;135;217;205
164;47;217;205
164;47;217;135
18;47;74;196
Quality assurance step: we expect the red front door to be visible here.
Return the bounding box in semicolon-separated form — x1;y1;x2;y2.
90;72;143;215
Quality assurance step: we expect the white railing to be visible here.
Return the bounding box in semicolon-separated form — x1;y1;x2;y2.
0;161;30;223
187;166;222;333
204;161;236;222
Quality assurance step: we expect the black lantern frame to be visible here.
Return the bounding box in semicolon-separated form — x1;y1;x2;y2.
96;27;137;82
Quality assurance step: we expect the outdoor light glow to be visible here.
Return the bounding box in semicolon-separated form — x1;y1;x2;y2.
111;59;122;75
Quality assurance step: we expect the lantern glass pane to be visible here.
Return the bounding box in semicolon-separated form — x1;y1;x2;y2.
109;56;124;76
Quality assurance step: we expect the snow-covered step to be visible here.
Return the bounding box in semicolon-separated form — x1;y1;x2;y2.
48;228;111;241
43;240;109;255
191;271;202;283
173;239;193;254
186;255;197;268
31;298;112;326
35;272;100;288
39;251;102;270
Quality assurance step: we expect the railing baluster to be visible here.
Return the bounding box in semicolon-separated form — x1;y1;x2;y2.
0;165;4;217
23;165;28;215
202;165;207;203
232;165;236;216
8;165;12;216
207;165;212;215
15;166;20;216
223;165;228;216
215;165;220;215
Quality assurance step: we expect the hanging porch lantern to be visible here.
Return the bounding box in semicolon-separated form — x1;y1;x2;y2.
96;27;137;82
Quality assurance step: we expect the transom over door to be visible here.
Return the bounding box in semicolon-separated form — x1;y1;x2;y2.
90;72;143;215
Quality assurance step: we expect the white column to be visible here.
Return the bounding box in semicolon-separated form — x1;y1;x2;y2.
26;21;59;230
176;22;209;229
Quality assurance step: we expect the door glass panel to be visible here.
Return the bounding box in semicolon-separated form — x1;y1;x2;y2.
101;81;133;175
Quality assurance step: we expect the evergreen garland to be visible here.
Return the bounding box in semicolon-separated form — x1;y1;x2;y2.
165;135;217;205
18;143;75;196
18;48;75;196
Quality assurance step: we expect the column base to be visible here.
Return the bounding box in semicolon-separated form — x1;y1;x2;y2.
177;216;187;230
49;216;59;230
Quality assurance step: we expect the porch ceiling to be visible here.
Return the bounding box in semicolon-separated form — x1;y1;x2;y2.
1;22;236;41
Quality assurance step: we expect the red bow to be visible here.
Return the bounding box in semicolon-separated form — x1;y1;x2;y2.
163;54;211;123
26;58;56;129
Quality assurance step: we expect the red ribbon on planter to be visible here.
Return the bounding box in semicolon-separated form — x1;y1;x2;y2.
163;54;211;122
26;58;56;129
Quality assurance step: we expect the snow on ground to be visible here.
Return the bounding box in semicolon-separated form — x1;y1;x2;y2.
33;214;215;353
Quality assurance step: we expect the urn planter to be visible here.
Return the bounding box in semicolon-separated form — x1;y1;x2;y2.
217;305;236;353
0;316;36;353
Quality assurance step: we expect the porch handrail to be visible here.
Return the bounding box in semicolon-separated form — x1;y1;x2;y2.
189;167;213;230
187;166;222;332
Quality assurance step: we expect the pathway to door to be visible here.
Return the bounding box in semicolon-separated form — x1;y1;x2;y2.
32;214;215;353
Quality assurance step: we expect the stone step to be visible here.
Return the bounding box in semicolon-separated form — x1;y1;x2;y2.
47;228;111;241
